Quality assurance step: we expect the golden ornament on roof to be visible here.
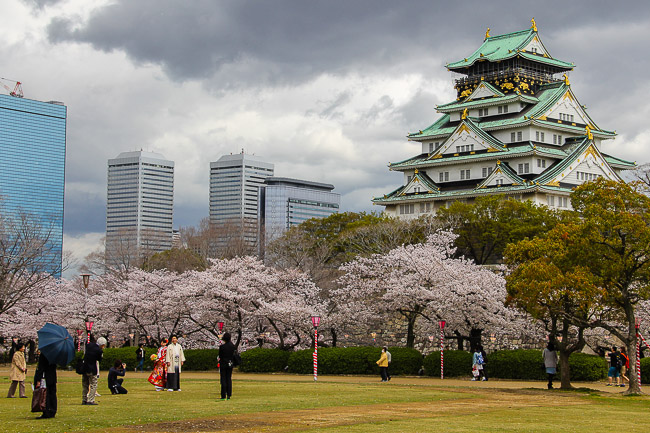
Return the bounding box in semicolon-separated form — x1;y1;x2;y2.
485;27;491;39
563;74;570;86
531;18;537;32
585;125;593;140
462;108;468;119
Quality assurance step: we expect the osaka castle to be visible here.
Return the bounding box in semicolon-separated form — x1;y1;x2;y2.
373;20;635;217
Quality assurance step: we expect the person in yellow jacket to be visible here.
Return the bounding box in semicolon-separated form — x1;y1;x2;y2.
376;347;389;382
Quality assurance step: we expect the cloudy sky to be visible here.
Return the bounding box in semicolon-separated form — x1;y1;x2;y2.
3;0;649;266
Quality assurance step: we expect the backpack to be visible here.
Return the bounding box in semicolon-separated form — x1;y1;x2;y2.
75;358;86;375
476;352;484;365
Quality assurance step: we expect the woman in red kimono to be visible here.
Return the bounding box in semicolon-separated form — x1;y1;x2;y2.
147;338;168;391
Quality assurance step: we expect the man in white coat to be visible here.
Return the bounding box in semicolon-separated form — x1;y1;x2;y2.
165;336;185;391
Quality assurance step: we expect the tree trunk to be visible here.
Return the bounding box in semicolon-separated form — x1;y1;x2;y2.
469;328;482;353
406;313;417;349
454;330;464;351
558;350;572;389
625;337;642;395
330;327;337;348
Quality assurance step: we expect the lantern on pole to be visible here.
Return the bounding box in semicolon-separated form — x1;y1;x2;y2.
636;317;642;387
311;315;320;381
218;321;224;339
438;320;446;380
371;332;377;345
85;321;94;344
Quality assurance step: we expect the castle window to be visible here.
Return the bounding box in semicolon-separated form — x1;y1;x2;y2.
540;132;545;142
510;132;516;142
439;172;449;182
429;143;434;152
495;179;503;186
460;169;470;180
420;203;425;213
517;131;522;141
536;131;539;141
553;134;557;144
503;105;508;113
498;106;502;114
537;159;546;168
558;135;562;144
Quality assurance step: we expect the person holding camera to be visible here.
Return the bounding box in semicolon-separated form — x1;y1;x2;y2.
108;360;128;394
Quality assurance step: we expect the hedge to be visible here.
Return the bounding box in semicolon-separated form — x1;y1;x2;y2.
423;350;472;377
239;348;291;372
286;347;421;375
69;347;220;371
423;349;606;381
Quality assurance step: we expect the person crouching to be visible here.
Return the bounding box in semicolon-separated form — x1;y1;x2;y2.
108;360;128;394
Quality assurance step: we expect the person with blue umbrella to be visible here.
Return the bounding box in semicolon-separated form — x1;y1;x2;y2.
33;322;74;419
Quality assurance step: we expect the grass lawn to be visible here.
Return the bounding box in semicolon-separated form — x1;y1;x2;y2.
1;369;650;432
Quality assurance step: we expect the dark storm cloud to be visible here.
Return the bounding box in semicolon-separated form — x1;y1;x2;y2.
47;0;650;87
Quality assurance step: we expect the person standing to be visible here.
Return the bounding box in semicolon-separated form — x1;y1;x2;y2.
376;347;389;382
82;336;105;405
135;344;145;373
165;336;185;391
33;351;57;419
148;339;168;391
217;332;236;400
7;342;27;398
108;360;128;394
543;341;558;389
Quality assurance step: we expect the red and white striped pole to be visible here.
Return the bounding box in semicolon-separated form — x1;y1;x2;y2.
311;315;321;382
439;320;446;380
636;318;642;387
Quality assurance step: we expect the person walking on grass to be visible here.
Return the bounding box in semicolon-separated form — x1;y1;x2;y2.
7;342;27;398
543;341;558;389
82;336;105;405
165;336;185;391
217;332;237;400
607;346;621;387
376;347;389;382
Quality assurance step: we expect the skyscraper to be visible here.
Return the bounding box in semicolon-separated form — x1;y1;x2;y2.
106;151;174;267
209;152;274;253
259;177;340;246
0;94;66;277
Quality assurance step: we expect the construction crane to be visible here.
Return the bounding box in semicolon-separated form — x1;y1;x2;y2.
0;77;23;98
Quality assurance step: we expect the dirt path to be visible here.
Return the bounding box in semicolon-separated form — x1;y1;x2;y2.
101;386;589;433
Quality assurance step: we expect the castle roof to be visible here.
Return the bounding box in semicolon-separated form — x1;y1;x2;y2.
446;28;574;71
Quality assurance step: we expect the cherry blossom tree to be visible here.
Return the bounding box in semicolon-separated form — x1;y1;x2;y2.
337;231;511;349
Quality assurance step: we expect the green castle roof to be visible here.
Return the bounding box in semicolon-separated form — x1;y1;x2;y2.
447;28;574;71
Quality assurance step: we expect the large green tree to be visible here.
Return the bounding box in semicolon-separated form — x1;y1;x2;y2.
507;179;650;394
436;196;561;264
505;221;603;389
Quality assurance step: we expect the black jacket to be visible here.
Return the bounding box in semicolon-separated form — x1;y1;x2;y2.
108;367;125;389
136;347;145;361
218;341;236;363
83;342;103;375
34;353;57;385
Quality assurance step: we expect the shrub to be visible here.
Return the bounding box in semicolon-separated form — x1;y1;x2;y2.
423;350;472;377
487;350;607;381
239;348;291;372
568;353;607;381
386;347;423;375
641;357;650;384
182;349;219;371
487;349;545;380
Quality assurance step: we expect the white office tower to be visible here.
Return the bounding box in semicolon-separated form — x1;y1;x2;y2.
106;151;174;268
209;152;274;254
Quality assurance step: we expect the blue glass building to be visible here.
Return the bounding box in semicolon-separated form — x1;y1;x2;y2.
0;94;67;277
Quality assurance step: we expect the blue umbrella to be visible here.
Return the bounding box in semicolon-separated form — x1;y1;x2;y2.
37;323;75;367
